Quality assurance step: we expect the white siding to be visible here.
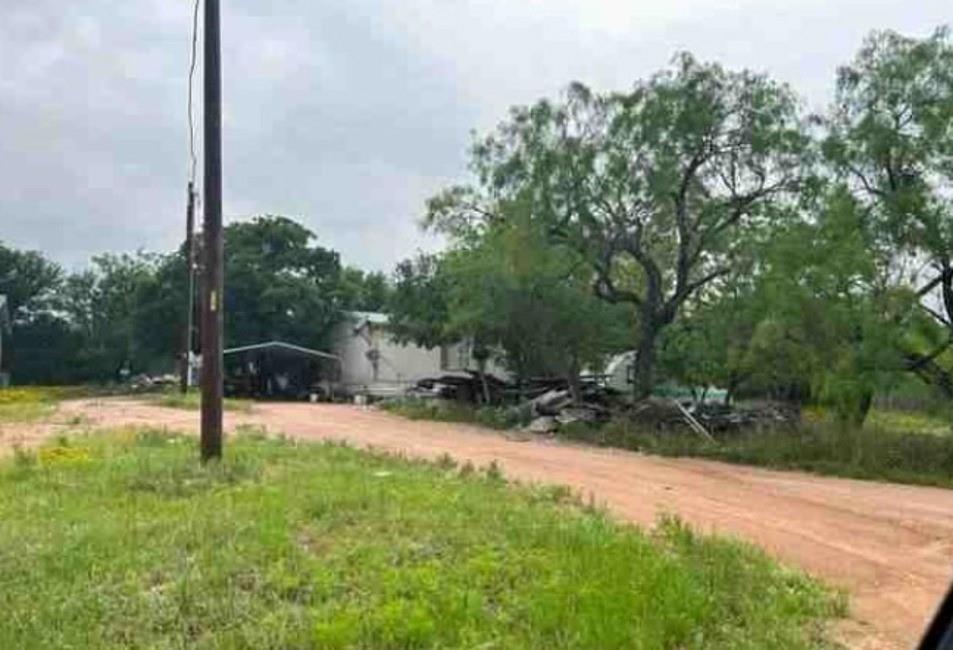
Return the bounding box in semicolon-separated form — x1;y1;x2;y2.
330;317;443;397
329;314;509;397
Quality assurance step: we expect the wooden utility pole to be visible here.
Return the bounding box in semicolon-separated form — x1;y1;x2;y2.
201;0;224;461
179;182;196;394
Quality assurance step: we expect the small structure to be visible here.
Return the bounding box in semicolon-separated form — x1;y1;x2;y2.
223;341;341;400
0;295;10;387
330;311;504;398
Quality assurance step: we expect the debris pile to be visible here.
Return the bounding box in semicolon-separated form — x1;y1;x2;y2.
406;373;798;438
522;386;614;433
407;371;510;403
692;402;798;432
130;374;179;392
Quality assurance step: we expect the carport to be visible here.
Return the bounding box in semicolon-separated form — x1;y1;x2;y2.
223;341;341;400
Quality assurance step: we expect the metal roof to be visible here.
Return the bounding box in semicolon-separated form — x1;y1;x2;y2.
223;341;341;362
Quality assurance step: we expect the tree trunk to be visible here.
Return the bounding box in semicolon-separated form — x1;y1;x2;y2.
632;316;660;401
835;389;873;429
856;390;873;427
567;355;582;404
477;359;491;405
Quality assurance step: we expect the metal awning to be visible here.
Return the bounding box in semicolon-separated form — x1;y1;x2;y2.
224;341;340;363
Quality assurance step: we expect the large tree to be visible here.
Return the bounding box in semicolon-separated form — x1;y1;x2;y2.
335;267;391;312
59;253;162;379
661;187;911;423
750;189;905;423
394;203;629;395
0;243;62;319
0;243;66;381
389;253;453;350
0;217;360;384
222;216;342;349
426;54;808;398
824;27;953;394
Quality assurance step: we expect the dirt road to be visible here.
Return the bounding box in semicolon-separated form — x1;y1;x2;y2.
43;399;953;648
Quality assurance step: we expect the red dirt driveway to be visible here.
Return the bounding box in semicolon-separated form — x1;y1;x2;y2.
51;398;953;649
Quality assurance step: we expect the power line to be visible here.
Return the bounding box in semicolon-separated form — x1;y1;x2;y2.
181;0;201;394
187;0;200;185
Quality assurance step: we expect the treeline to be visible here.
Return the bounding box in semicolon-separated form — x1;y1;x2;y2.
386;27;953;424
3;28;951;426
0;217;389;384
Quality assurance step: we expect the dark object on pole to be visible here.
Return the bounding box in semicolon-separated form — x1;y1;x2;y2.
919;580;953;649
201;0;224;461
179;182;196;394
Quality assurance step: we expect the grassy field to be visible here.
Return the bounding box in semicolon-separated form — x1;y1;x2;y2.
0;387;78;422
0;386;253;424
385;398;953;488
0;385;153;423
382;398;528;430
148;389;254;413
865;408;952;437
0;428;842;649
562;411;953;488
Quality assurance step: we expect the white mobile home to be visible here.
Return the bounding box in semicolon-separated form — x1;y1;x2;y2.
330;311;503;398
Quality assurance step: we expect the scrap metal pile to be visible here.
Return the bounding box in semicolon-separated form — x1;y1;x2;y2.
405;372;797;437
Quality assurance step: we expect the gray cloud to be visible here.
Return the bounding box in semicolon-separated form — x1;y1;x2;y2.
0;0;948;272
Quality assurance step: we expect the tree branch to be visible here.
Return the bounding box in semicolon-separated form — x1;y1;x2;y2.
921;303;953;329
917;273;944;297
904;337;953;371
847;163;885;198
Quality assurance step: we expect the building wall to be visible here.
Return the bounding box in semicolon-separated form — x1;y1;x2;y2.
331;317;443;397
329;315;508;397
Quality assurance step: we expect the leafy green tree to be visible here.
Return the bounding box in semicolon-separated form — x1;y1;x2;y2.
389;254;453;349
657;281;760;404
59;253;162;379
1;217;364;384
335;267;391;312
755;190;903;422
133;250;193;368
137;216;356;372
824;27;953;393
222;216;342;349
661;187;910;423
426;54;808;398
391;206;629;394
0;243;67;382
6;313;86;384
744;190;904;422
447;206;629;392
0;243;62;318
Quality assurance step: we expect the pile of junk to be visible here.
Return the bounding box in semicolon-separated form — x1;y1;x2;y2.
404;368;797;439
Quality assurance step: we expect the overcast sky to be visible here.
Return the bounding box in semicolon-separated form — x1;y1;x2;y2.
1;1;948;273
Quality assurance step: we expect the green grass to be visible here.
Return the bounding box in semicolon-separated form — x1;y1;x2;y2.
562;417;953;488
381;397;531;430
866;408;952;437
0;387;63;422
0;400;56;422
0;385;145;423
0;429;842;649
387;399;953;488
150;389;254;413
